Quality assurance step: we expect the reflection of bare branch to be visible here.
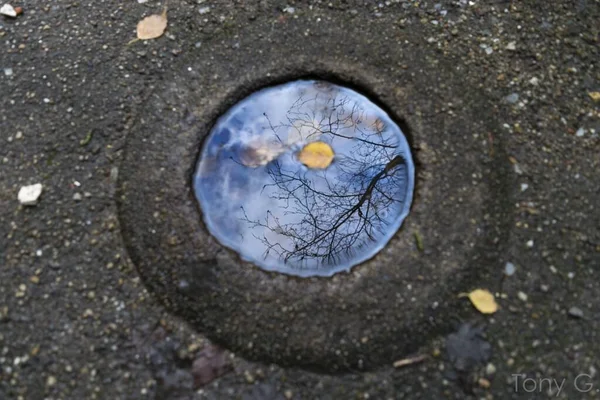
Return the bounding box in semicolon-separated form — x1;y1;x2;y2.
240;90;409;268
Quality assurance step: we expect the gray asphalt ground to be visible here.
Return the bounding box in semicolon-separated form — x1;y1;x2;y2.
1;0;599;399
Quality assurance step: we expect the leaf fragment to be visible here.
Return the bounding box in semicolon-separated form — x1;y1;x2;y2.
414;231;424;252
393;354;427;368
589;92;600;102
297;141;334;169
460;289;498;314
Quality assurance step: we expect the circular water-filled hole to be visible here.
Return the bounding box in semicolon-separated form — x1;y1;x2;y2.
193;80;415;277
118;58;513;372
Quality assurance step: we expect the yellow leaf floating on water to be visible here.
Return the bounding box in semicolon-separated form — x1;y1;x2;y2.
459;289;498;314
136;8;168;40
297;141;334;169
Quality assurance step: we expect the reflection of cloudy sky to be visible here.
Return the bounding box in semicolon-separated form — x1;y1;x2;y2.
194;80;414;277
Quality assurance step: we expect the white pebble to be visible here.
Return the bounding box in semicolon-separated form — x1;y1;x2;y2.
575;128;585;137
517;291;528;302
526;240;534;248
504;262;516;276
18;183;43;206
514;164;523;175
520;183;529;192
0;4;17;17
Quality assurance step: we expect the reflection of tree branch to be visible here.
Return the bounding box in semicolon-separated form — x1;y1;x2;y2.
285;155;405;258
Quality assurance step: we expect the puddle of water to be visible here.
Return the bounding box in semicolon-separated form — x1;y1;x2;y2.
194;80;414;277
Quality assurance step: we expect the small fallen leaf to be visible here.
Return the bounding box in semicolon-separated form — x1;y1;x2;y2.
136;8;167;41
459;289;498;314
393;354;427;368
589;92;600;102
297;141;334;169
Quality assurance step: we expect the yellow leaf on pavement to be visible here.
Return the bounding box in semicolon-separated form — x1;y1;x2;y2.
460;289;498;314
589;92;600;103
137;9;167;40
297;141;334;169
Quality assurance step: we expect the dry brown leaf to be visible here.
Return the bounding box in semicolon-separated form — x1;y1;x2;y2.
460;289;498;314
297;141;334;169
137;9;167;40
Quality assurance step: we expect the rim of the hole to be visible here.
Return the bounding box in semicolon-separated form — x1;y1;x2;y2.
187;72;421;278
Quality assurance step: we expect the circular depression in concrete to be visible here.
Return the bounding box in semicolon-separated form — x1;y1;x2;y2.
194;80;415;277
117;60;513;371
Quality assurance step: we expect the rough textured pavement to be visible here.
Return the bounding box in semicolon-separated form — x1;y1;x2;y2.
1;0;599;399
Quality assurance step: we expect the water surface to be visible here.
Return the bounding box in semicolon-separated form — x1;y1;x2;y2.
194;80;414;277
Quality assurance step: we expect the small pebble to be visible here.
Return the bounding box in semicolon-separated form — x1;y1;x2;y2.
504;262;516;276
575;128;585;137
568;307;584;318
18;183;43;206
478;377;491;389
506;41;516;50
284;390;293;399
504;93;519;104
526;240;534;248
520;183;529;192
0;4;17;17
244;370;255;384
514;164;523;175
517;291;528;302
73;193;83;201
3;68;13;77
198;6;210;14
485;363;496;375
46;376;57;386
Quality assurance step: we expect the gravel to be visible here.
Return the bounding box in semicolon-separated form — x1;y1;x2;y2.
1;0;599;398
